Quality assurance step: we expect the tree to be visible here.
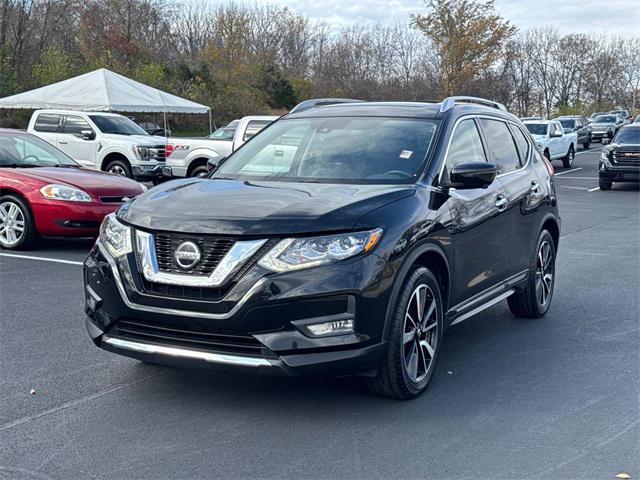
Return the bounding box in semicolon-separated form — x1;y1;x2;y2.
411;0;516;96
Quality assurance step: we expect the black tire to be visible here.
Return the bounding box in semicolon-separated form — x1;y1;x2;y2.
508;230;556;318
0;194;38;250
189;163;209;177
367;267;444;400
104;159;133;178
562;145;575;168
598;179;612;190
583;136;591;150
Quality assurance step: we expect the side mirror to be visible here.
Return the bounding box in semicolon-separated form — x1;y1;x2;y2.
207;155;227;172
448;162;498;189
81;130;96;141
549;131;562;138
601;138;610;145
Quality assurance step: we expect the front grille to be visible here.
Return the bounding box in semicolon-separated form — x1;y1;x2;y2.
612;151;640;166
155;233;235;276
138;276;228;301
110;318;272;357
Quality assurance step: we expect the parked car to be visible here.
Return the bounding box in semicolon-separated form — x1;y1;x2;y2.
84;96;560;400
599;124;640;190
524;119;577;168
609;109;632;125
555;116;592;149
0;129;145;250
27;110;169;181
590;114;624;141
163;116;278;178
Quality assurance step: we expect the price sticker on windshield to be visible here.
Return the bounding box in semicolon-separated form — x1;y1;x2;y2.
399;150;414;159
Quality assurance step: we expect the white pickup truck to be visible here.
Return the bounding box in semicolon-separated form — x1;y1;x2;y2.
164;116;278;177
523;120;578;168
27;110;168;180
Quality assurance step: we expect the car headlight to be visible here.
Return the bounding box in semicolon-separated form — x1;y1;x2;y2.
258;229;383;273
99;213;132;258
601;150;610;161
133;145;159;161
40;184;92;202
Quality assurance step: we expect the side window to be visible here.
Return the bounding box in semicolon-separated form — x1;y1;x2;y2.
510;125;530;165
63;115;93;137
34;113;61;133
443;119;486;180
480;119;521;174
243;120;272;142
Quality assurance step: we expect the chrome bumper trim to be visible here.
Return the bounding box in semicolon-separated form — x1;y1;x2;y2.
103;336;274;367
96;241;267;320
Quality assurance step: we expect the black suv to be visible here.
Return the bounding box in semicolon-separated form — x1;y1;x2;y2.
599;124;640;190
84;97;560;399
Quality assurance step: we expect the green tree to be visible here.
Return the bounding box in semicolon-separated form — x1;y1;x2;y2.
412;0;516;96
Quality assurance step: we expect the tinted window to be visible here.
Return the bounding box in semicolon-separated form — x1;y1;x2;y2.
63;115;93;137
243;120;272;142
444;119;486;178
216;117;438;184
34;113;61;133
613;128;640;144
89;115;148;135
480;119;521;174
511;125;531;163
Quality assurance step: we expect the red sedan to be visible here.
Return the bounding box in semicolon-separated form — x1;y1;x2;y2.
0;129;145;250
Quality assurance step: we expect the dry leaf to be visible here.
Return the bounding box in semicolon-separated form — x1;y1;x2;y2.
615;473;631;479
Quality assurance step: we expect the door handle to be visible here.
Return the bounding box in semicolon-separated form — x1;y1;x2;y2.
530;181;540;193
494;195;508;211
58;140;68;144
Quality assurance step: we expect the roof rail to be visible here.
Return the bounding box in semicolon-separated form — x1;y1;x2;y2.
440;96;507;113
290;98;365;114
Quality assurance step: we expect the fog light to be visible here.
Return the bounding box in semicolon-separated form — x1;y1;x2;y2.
306;319;354;336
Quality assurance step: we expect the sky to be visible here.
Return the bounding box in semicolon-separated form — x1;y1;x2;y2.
206;0;639;36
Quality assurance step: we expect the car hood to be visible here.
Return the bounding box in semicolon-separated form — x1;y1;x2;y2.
16;167;144;197
101;134;166;145
119;178;416;235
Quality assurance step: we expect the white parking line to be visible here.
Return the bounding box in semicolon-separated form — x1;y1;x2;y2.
587;187;600;192
555;167;583;176
0;252;83;266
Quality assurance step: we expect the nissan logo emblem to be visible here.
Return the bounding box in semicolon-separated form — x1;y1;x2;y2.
174;241;201;270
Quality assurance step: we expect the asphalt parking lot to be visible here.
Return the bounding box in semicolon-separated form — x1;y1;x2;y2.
1;146;638;480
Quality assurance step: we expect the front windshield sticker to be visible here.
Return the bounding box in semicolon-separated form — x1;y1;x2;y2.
399;150;414;159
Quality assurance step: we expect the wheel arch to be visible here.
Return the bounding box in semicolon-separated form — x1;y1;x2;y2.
100;152;131;171
186;157;211;176
382;241;451;341
540;214;560;251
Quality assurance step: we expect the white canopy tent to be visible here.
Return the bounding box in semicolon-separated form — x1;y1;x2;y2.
0;68;212;132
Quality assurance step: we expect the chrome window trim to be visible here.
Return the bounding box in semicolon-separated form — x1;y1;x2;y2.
97;241;267;320
136;230;267;288
103;336;275;367
437;114;532;186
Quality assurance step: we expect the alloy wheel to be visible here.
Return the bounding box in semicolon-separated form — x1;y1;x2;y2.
109;165;127;176
402;284;438;383
0;201;25;247
535;240;554;307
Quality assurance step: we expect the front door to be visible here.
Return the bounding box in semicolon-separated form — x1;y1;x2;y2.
442;118;509;307
58;115;97;168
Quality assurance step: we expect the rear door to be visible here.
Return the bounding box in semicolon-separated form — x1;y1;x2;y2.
31;112;62;147
59;115;97;167
443;117;509;307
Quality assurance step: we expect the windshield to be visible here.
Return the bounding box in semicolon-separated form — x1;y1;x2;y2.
214;117;438;184
610;110;627;116
559;119;575;130
0;133;78;167
594;115;616;123
525;123;548;136
209;127;236;140
89;115;149;135
613;128;640;144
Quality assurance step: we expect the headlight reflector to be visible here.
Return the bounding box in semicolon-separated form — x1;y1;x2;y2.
99;214;132;258
40;184;92;202
258;229;382;272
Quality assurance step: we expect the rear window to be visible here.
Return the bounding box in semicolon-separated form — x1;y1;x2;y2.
480;119;521;174
33;113;61;133
243;120;273;142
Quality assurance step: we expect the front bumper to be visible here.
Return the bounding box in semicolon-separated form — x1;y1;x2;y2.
599;165;640;183
33;201;119;236
83;241;392;378
131;163;167;181
591;131;613;140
